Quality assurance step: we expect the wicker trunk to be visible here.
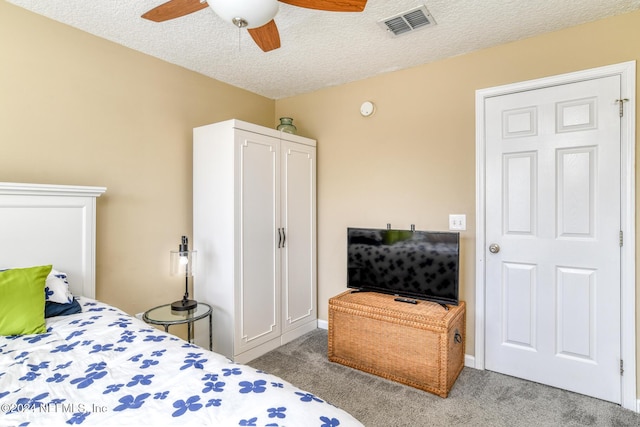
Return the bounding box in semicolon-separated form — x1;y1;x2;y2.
328;291;465;397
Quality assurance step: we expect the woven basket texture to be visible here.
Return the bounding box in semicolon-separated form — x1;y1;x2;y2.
328;291;465;397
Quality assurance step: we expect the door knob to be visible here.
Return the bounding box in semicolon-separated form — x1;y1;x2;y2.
489;243;500;254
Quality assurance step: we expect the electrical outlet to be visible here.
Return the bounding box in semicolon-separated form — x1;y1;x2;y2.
449;214;466;231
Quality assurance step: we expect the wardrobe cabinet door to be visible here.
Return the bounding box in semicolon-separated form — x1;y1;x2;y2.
236;130;282;353
280;140;317;333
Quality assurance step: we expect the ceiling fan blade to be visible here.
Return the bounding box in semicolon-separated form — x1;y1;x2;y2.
142;0;209;22
278;0;367;12
248;20;281;52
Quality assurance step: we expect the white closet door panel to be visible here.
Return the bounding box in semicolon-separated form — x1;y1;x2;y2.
281;141;317;332
557;148;595;238
503;152;536;235
502;262;537;349
556;267;596;360
236;131;281;353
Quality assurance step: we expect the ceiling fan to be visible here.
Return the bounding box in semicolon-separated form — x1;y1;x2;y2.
141;0;368;52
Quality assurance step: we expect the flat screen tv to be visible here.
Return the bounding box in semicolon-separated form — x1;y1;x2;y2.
347;227;460;306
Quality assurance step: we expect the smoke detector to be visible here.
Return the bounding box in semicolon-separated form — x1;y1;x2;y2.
378;5;436;37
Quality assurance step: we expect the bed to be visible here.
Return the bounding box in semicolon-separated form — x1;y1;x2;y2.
0;182;363;427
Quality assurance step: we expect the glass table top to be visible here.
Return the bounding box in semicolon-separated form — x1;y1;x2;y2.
143;302;212;325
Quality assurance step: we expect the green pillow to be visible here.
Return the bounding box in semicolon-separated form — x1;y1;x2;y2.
0;265;52;336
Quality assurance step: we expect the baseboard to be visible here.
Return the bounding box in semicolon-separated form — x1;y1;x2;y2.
318;319;328;330
464;354;475;368
636;398;640;413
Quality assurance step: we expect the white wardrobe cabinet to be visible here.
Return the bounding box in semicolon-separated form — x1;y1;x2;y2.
193;119;317;363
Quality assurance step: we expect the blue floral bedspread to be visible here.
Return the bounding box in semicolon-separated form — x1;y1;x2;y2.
0;299;362;427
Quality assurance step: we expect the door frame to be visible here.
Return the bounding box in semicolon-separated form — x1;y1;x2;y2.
474;61;636;411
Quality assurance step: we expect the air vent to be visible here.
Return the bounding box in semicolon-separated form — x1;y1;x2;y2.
378;5;436;37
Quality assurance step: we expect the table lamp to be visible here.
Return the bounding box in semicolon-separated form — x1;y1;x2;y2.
170;235;197;311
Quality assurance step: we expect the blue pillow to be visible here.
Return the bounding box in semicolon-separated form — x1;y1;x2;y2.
45;298;82;318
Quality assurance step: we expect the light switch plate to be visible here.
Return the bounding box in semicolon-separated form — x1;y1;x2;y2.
449;214;466;231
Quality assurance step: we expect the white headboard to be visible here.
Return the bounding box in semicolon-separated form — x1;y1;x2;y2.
0;182;106;298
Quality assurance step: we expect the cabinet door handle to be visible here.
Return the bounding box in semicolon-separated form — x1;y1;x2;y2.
282;228;286;248
277;228;282;248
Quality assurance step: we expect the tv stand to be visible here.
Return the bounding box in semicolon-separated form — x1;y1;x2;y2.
329;290;465;397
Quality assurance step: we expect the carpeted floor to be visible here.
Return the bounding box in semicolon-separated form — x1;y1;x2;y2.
247;329;640;427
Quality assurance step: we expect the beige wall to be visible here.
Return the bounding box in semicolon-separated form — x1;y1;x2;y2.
0;2;274;318
275;10;640;389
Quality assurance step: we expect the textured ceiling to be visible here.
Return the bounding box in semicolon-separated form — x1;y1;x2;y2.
6;0;640;99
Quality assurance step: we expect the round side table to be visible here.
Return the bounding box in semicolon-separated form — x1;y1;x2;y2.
143;302;212;351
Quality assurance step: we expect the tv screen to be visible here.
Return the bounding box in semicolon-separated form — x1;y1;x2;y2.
347;227;459;306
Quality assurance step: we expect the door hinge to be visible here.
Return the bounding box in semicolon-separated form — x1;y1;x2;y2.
619;230;623;247
615;98;629;117
620;359;624;376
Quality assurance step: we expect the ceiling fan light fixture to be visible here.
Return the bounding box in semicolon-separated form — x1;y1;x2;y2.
208;0;279;29
232;17;248;28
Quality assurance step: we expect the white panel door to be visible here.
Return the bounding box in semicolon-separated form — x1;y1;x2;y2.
236;130;281;353
280;140;317;333
485;76;621;403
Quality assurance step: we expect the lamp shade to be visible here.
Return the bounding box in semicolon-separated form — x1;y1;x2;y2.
208;0;279;29
170;235;196;277
170;249;196;277
170;236;198;311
